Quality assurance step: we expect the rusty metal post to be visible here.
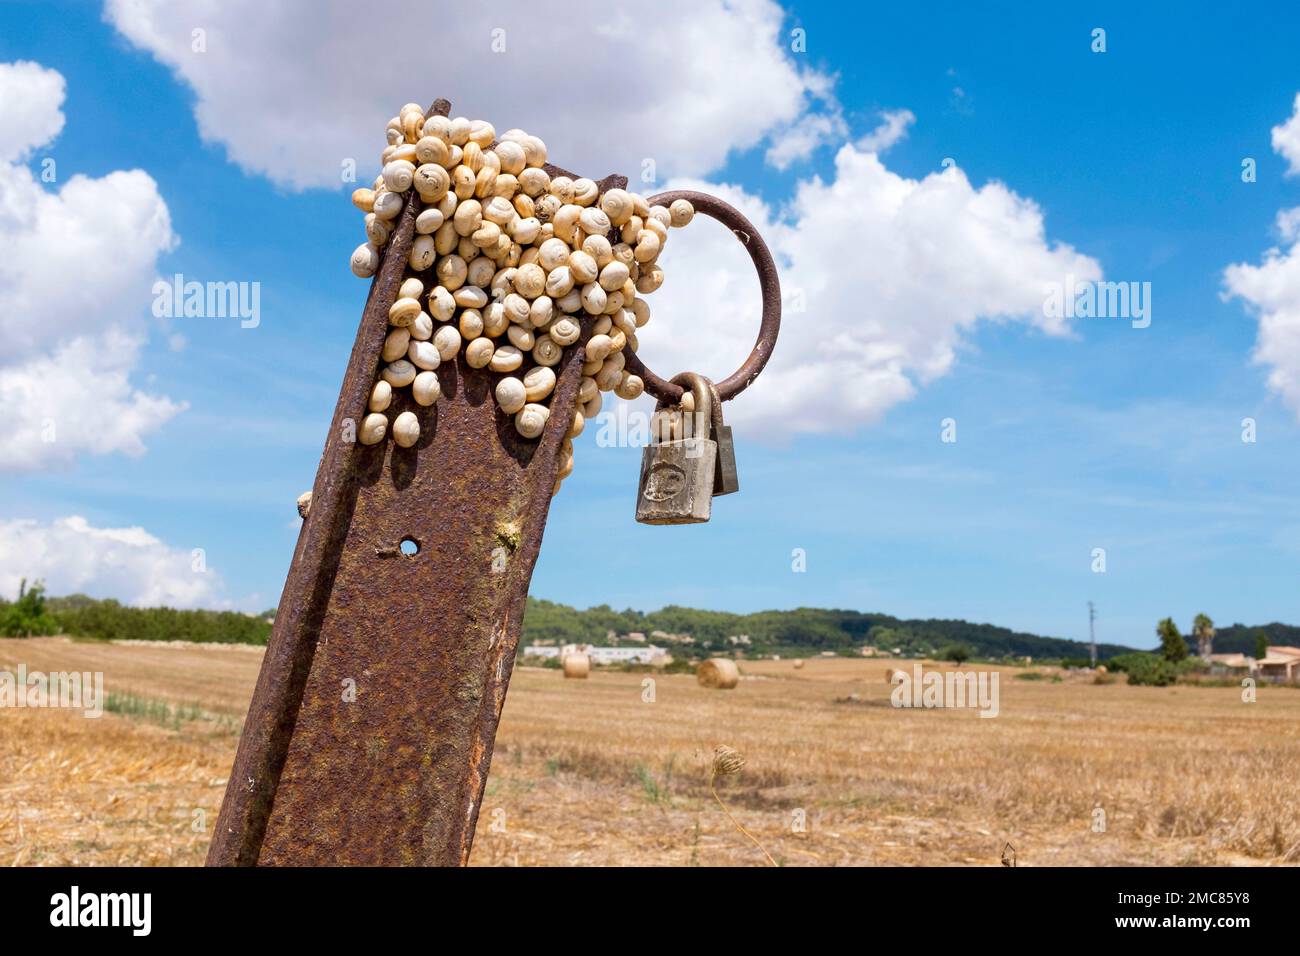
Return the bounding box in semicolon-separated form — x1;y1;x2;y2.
206;99;626;866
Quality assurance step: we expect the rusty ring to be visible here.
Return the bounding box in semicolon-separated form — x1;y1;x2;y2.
620;190;781;404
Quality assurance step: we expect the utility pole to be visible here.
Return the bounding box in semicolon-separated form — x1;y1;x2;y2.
1088;600;1097;667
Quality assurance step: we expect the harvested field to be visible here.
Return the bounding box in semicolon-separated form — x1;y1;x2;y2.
2;638;1297;866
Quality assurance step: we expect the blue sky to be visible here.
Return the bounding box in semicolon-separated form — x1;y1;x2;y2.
3;1;1300;648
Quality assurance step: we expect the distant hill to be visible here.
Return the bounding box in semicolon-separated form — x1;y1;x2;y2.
520;599;1137;661
1207;622;1300;655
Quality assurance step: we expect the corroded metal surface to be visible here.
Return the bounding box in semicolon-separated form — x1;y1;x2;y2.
207;98;623;866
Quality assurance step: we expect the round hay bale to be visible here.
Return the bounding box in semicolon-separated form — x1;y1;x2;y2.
562;653;590;679
793;659;805;670
697;658;740;689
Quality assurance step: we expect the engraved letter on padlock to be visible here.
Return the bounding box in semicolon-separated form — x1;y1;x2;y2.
636;373;717;524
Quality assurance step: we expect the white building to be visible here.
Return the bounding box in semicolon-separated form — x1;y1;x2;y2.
524;643;667;665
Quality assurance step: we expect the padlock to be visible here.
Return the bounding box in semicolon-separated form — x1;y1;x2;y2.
704;378;739;496
636;372;716;524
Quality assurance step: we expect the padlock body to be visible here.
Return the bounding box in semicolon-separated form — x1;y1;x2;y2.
636;438;717;524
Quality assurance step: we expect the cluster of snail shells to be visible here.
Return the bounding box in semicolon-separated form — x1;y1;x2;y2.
348;103;694;494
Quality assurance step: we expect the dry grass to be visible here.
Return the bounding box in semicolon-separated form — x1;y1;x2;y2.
2;638;1298;866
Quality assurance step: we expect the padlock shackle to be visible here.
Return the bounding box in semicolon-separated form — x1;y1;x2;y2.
621;190;781;405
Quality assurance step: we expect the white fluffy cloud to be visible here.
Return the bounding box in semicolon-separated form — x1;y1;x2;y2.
0;516;225;608
0;60;66;162
1271;93;1300;176
1223;93;1300;418
0;60;182;471
104;0;831;190
635;147;1101;436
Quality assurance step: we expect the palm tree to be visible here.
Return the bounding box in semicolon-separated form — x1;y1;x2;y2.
1192;614;1215;660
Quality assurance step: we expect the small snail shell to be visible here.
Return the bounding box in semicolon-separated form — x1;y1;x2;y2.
413;164;450;202
607;328;627;353
459;309;485;339
365;214;391;246
578;376;598;404
620;216;643;244
669;198;695;227
389;297;422;327
467;256;495;288
412;371;441;407
386;126;402;147
523;365;557;402
483;196;515;226
630;298;651;327
568;409;585;437
519;167;550;198
648;205;671;227
536;194;562;222
489;345;524;373
382;327;411;362
635;264;664;294
495;377;527;414
515;403;549;439
528;294;553;328
532;337;562;367
408;312;433;341
415;208;445;234
545;266;575;299
634;230;661;263
513;263;546;298
407;339;441;371
452;164;475;199
436;254;468;290
392;410;420;448
552;204;581;244
369;380;392;412
539;238;570;272
511;216;541;245
453;285;488;309
583;234;613;267
522;135;547;168
465;337;495;368
434;220;457;255
611;241;635;266
429;286;456;322
579;207;611;236
433;325;462;360
350;243;380;278
548;316;581;346
453;198;483;236
643;216;669;242
585;333;614;364
382;160;416;192
580;283;607;315
448;116;472;146
571;178;599;207
595;360;623;392
599;188;634;226
416;136;450;167
483;302;509;337
359;412;388;445
568;250;599;284
473;165;498;199
582;392;602;419
615;372;644;401
382;359;417;388
399;277;424;300
352;188;376;213
549;176;575;203
602;290;625;316
390;144;418;165
598;261;630;292
494;140;527;176
469;119;496;148
503;293;531;325
409;235;436;271
592;315;613;336
582;356;603;376
556;288;583;313
496;174;521;200
506;324;535;351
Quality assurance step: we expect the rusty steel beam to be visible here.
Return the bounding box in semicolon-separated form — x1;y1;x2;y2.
207;99;625;866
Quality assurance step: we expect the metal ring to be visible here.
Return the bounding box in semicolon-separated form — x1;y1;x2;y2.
621;190;781;403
